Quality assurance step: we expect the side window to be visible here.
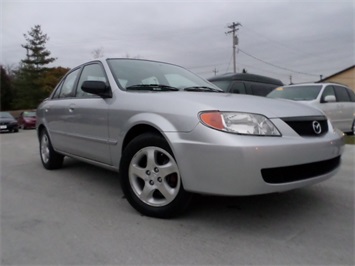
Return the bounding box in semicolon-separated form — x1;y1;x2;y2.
245;82;274;96
230;81;246;94
321;85;336;102
52;81;63;99
209;80;231;92
59;69;80;98
346;88;355;102
334;85;350;102
76;63;107;98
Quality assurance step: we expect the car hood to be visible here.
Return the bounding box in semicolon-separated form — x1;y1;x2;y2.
127;91;324;119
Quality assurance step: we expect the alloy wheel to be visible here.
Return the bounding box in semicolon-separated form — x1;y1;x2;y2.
128;146;181;207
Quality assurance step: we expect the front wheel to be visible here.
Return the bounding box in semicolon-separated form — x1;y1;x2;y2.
120;133;191;218
39;129;64;170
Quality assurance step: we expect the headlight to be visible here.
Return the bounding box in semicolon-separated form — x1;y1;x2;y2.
199;111;281;136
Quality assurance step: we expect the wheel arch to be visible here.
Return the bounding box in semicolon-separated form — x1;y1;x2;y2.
37;124;46;140
121;124;165;154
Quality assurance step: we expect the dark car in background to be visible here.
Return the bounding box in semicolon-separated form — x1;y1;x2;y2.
18;111;37;129
0;112;19;133
208;73;283;96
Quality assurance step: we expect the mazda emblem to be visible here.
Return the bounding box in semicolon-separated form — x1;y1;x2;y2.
312;121;322;134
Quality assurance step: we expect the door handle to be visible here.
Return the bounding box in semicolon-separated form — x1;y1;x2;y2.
68;104;76;113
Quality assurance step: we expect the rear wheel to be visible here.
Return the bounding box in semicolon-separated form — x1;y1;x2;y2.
39;129;64;169
120;133;191;218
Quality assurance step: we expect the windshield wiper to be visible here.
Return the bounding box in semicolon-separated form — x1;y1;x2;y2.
126;84;179;91
184;86;224;93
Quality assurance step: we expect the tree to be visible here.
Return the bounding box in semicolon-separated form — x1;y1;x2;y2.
13;25;57;109
0;65;13;110
41;67;70;94
21;25;56;69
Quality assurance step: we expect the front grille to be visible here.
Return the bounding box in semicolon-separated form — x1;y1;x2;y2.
282;116;328;136
261;156;341;184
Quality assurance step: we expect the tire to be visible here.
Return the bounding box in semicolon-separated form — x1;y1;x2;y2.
120;133;191;218
39;129;64;170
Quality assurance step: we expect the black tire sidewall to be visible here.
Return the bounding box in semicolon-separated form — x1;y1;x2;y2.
120;133;191;218
39;129;64;170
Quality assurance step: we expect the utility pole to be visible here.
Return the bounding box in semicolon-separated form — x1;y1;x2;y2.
226;22;242;73
213;68;218;76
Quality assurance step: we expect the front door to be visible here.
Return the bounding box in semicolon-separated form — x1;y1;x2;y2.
67;63;112;165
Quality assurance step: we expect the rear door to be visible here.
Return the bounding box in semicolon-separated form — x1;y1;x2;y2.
333;85;354;132
44;68;81;153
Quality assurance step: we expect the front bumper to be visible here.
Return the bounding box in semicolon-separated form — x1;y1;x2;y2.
166;122;344;196
23;121;36;128
0;123;19;132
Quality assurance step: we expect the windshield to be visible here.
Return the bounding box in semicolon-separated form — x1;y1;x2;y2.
107;59;220;91
267;85;322;101
0;112;14;119
24;111;36;117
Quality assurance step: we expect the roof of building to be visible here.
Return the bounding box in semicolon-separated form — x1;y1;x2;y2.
319;65;355;82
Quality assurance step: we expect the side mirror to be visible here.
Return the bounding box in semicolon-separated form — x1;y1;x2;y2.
81;81;112;98
323;95;336;103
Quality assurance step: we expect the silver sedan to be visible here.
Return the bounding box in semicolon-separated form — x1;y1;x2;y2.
36;58;345;218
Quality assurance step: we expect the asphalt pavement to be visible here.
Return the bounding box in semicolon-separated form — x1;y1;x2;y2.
1;130;354;265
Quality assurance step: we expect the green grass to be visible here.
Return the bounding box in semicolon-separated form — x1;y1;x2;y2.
345;135;355;145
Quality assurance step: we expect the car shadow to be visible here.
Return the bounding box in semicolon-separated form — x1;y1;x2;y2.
59;157;332;226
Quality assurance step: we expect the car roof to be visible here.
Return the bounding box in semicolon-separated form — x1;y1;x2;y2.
208;73;283;85
283;83;350;88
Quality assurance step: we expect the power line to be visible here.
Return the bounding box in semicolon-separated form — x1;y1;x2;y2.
242;25;316;58
238;48;320;77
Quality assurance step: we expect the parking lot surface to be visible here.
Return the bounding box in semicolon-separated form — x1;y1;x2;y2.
1;130;354;265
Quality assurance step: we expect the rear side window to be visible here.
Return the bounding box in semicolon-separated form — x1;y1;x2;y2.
334;85;351;102
346;88;355;102
230;81;246;94
209;80;231;92
246;82;278;96
52;81;63;99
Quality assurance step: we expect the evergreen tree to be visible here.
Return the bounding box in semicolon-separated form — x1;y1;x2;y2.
13;25;56;109
21;25;56;69
0;66;13;110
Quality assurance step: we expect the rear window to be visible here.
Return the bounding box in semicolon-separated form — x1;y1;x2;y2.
24;111;36;117
268;85;322;101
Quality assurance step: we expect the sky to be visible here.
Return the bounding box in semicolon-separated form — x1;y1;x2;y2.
1;0;354;84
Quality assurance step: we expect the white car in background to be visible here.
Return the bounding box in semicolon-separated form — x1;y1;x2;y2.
268;83;355;134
